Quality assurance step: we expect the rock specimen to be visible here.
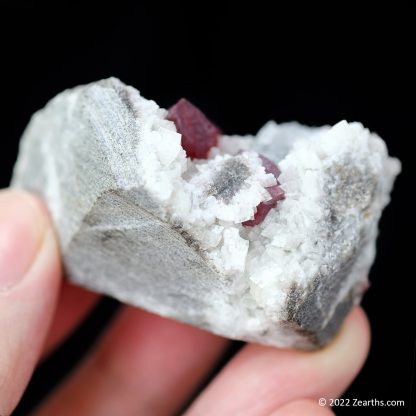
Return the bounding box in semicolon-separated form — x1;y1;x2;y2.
11;78;401;349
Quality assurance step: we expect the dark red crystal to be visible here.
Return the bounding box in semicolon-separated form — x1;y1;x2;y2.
242;154;285;227
258;154;281;180
167;98;221;159
167;98;283;226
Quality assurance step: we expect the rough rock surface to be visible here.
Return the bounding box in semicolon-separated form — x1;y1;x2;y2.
11;78;401;349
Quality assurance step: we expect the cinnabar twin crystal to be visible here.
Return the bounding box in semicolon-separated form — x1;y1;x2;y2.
242;155;285;227
167;99;284;226
167;98;220;159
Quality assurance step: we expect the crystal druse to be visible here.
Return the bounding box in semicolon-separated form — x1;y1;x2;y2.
12;78;401;349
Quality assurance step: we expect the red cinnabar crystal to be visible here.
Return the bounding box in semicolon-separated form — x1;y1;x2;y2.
167;98;221;159
168;98;284;226
242;155;285;227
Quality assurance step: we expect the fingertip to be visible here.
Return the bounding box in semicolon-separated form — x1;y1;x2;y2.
322;306;370;362
312;306;371;396
0;189;61;414
186;306;371;415
0;188;50;222
0;189;53;290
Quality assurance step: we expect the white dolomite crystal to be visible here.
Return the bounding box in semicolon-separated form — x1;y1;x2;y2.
12;78;401;349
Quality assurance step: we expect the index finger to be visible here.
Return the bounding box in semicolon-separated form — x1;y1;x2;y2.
186;306;370;415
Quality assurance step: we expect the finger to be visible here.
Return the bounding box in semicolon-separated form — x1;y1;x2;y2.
0;190;62;415
42;281;99;357
186;307;370;415
270;399;335;415
36;307;229;416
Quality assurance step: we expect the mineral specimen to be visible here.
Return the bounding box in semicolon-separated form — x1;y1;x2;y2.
11;78;401;349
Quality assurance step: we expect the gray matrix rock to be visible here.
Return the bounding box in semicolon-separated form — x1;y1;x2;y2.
12;78;401;349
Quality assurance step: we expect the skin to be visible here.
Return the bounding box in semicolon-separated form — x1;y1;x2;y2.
0;189;371;416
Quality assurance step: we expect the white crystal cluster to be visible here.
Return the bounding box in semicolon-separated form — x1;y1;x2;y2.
12;78;401;349
168;152;276;273
243;121;399;320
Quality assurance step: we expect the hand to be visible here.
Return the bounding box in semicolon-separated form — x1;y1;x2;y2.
0;189;370;416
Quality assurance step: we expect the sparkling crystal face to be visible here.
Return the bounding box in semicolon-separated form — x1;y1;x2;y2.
168;99;284;225
167;98;220;159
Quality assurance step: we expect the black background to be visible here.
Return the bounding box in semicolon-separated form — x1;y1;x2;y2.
2;5;414;415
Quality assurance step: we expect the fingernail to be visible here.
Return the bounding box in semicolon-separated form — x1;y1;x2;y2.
0;190;46;290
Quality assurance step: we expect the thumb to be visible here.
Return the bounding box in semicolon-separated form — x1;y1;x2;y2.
0;190;62;415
